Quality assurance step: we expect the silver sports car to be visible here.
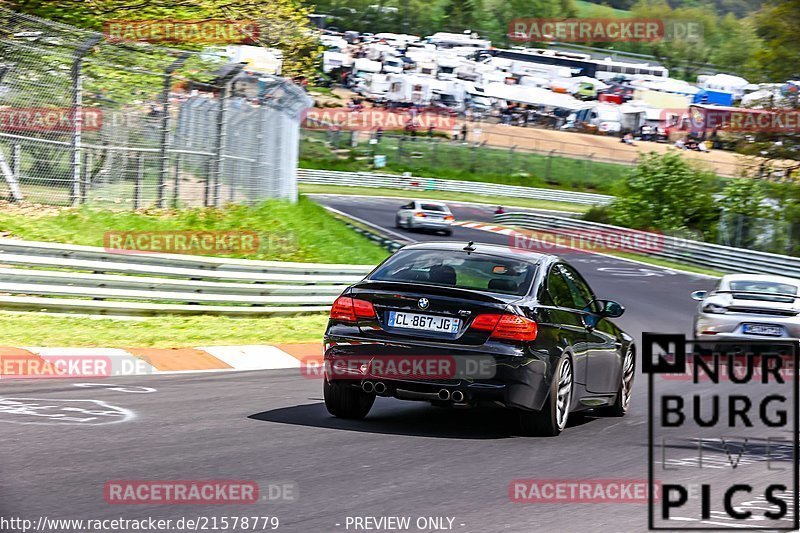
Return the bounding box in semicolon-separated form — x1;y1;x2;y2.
692;274;800;340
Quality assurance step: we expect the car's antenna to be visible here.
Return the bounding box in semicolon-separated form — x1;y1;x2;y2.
463;241;475;254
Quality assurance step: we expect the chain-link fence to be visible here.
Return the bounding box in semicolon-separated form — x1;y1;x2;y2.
0;8;311;209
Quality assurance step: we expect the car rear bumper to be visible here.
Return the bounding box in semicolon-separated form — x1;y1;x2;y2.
323;336;551;411
410;219;453;230
695;313;800;340
695;332;798;342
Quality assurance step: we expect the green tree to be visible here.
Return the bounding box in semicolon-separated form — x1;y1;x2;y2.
8;0;319;78
607;152;718;233
441;0;484;31
752;0;800;82
629;0;718;80
716;179;778;249
708;13;762;79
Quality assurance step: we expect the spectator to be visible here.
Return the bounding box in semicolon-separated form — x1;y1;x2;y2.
675;137;686;150
620;132;635;146
461;122;468;142
697;140;709;153
427;125;435;138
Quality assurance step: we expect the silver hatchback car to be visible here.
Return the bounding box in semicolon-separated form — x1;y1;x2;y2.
692;274;800;340
395;200;455;236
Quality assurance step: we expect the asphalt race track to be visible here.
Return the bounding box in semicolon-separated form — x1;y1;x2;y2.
4;195;791;533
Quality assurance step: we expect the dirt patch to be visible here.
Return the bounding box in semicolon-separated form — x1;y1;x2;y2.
0;200;68;218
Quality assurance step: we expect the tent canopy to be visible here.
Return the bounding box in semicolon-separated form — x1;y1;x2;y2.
483;82;593;111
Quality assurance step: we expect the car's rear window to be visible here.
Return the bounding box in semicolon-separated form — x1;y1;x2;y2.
369;249;536;296
729;280;798;295
420;203;448;212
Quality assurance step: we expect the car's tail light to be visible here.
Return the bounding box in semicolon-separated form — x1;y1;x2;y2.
470;314;502;331
470;313;538;341
414;212;427;218
330;296;376;322
353;298;376;318
444;215;454;221
702;303;727;314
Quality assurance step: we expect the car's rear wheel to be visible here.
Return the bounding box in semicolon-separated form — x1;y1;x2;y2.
598;346;634;417
324;380;375;419
443;229;453;236
518;354;573;437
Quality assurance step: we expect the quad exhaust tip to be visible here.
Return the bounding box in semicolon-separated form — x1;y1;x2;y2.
362;381;374;393
437;389;451;401
451;390;465;403
373;382;387;394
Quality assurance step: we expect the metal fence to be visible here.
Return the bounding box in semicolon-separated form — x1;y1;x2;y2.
297;168;614;206
302;128;634;188
0;8;311;209
301;117;786;182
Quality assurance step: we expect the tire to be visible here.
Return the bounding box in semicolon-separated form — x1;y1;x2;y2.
597;346;635;417
324;380;375;420
518;353;573;437
395;216;402;229
443;229;453;236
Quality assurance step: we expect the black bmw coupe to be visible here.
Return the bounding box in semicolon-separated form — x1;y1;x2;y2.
323;242;635;436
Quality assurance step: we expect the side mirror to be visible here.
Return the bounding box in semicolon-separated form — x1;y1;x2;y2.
597;299;625;318
691;290;708;301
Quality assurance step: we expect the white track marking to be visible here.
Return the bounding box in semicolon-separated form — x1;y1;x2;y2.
198;345;303;371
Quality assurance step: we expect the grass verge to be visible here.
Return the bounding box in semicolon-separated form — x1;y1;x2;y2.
299;184;590;214
0;196;389;264
0;311;329;348
300;132;629;195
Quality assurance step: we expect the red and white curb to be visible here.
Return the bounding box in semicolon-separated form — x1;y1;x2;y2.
453;221;517;235
0;343;324;378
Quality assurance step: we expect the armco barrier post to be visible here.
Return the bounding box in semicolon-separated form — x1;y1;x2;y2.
545;150;555;181
70;34;102;206
157;53;189;209
210;63;245;207
171;152;182;208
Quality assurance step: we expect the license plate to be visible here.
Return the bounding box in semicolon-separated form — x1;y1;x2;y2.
742;324;784;336
387;311;460;333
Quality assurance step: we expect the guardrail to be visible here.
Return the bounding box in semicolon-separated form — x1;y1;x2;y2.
298;169;614;206
494;212;800;278
0;238;373;316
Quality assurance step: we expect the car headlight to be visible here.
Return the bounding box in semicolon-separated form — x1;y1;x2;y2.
702;303;728;314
